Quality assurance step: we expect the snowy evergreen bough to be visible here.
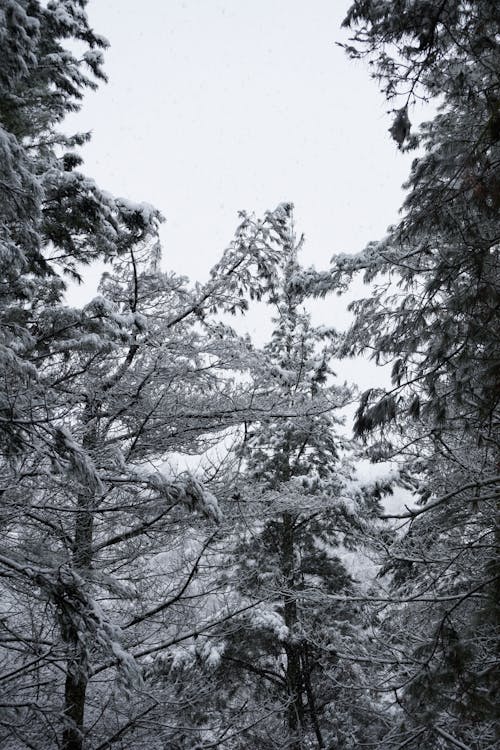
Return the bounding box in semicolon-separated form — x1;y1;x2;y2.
2;2;497;749
165;208;388;750
310;2;499;748
0;4;295;748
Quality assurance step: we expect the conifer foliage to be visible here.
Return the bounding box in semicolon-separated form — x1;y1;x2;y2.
0;4;291;748
321;2;499;747
1;2;498;749
186;208;385;750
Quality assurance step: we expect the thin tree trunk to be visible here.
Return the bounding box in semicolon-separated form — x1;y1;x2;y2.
282;511;304;750
62;635;89;750
62;404;98;750
301;645;325;749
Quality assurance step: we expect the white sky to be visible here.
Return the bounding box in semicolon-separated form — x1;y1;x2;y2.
65;0;422;391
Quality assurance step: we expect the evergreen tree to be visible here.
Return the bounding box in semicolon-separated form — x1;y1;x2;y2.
300;2;499;746
0;3;157;745
0;4;290;747
0;200;295;749
179;207;386;750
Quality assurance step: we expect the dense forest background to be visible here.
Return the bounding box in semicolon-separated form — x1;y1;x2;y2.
0;1;498;749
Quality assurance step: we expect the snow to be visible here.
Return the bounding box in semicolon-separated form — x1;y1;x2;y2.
201;640;226;668
115;197;159;226
250;607;289;641
83;49;104;67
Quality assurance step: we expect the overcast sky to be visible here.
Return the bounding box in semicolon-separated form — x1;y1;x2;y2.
64;0;421;390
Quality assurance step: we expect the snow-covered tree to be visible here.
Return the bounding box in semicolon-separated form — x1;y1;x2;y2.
297;2;500;747
0;3;158;746
0;4;292;747
1;197;299;750
169;207;386;750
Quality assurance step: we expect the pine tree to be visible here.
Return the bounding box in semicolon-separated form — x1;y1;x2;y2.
0;3;157;746
0;4;291;747
300;3;500;747
0;196;300;748
187;207;386;750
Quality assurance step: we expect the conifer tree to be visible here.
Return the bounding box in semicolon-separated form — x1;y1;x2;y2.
300;3;499;747
182;206;386;750
0;4;292;747
0;199;296;749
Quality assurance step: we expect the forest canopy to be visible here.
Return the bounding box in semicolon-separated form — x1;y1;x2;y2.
0;1;498;749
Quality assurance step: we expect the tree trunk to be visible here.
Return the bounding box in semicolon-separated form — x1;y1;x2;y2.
301;645;325;749
62;404;98;750
62;635;89;750
282;512;304;750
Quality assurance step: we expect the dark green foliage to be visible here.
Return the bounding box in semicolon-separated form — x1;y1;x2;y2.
328;2;500;747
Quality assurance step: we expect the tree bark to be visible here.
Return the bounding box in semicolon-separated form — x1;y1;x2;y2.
282;512;304;750
62;404;98;750
301;645;325;749
62;636;89;750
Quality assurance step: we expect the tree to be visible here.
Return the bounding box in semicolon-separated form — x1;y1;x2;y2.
1;198;299;749
0;3;293;747
299;2;499;747
0;3;160;745
169;207;387;750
